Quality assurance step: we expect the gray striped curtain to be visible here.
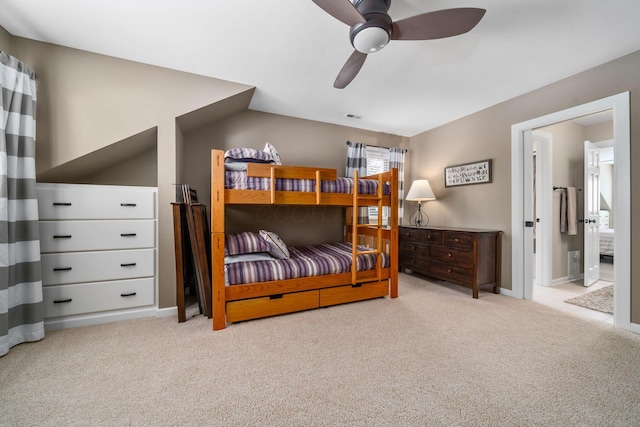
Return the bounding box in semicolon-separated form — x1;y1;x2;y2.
1;52;44;357
389;147;405;225
345;141;368;224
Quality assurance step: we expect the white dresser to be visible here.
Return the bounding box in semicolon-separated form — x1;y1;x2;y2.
37;183;157;329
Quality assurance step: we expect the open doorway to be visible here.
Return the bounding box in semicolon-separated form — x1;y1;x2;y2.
511;92;631;331
531;112;614;322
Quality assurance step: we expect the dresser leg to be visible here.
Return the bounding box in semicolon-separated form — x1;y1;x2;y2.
473;286;478;299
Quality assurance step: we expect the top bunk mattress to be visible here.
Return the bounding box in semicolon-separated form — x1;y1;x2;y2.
225;170;390;195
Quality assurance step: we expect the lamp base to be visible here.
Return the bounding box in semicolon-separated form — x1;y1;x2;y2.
410;202;430;227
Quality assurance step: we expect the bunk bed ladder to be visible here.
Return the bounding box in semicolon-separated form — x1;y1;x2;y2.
351;170;384;285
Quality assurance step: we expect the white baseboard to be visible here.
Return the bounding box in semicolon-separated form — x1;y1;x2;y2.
44;306;169;331
499;287;514;297
628;322;640;334
551;273;584;286
156;306;178;318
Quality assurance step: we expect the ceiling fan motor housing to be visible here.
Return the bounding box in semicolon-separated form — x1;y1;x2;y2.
350;0;393;53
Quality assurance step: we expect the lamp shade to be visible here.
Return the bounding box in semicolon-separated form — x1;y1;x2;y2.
406;179;436;201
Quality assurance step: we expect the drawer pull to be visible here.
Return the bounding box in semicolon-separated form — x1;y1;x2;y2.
454;238;460;243
53;298;72;304
411;246;416;250
269;294;283;300
53;202;72;206
426;235;432;239
120;262;137;267
448;253;453;257
120;292;137;297
447;269;452;273
53;267;72;272
53;235;72;239
120;233;137;237
120;203;137;207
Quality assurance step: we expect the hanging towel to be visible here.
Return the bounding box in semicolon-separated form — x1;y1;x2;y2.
559;189;567;233
567;187;578;236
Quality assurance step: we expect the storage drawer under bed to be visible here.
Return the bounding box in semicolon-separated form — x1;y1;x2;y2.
319;281;389;307
226;290;319;323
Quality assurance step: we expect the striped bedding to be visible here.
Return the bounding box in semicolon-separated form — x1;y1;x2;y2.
225;242;389;286
225;170;389;195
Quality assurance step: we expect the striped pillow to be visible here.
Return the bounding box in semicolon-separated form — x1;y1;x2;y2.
225;232;272;256
224;148;274;163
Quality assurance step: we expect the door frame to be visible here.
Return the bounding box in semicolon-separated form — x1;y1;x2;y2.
511;92;631;331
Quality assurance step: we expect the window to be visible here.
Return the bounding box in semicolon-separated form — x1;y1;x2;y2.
366;146;390;225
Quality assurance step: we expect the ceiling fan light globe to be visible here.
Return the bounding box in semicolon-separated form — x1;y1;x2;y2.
352;26;389;53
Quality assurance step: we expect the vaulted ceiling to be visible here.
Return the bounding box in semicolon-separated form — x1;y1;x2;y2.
2;0;640;136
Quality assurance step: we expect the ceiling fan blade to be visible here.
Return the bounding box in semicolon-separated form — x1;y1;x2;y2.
334;50;367;89
312;0;366;26
391;8;486;40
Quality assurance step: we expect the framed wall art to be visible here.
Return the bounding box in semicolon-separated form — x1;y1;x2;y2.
444;159;492;187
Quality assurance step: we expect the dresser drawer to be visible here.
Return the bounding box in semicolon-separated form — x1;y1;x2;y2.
443;231;474;250
400;241;430;259
37;184;155;220
41;248;155;285
43;277;155;318
419;229;443;245
39;220;155;253
400;228;421;243
430;261;474;284
431;247;474;268
400;227;443;245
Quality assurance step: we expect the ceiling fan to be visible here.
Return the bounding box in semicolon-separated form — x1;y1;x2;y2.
311;0;486;88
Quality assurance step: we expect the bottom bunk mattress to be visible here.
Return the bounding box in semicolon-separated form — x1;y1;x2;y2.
225;242;389;286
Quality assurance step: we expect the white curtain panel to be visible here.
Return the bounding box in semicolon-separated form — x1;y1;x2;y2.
0;51;44;357
345;141;369;224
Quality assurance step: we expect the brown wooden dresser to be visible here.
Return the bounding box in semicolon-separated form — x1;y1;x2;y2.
399;226;501;298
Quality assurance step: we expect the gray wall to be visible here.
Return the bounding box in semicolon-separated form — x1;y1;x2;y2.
0;25;11;53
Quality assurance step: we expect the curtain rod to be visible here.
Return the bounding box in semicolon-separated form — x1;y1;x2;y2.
345;141;407;152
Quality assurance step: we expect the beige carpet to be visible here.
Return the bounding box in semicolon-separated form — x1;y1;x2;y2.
565;284;614;314
2;274;640;426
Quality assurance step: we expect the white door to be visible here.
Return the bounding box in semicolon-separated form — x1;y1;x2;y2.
533;131;553;288
584;141;600;287
523;130;535;300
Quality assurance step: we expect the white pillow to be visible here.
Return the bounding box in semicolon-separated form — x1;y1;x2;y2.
259;229;290;259
264;142;282;165
224;253;274;264
224;161;248;171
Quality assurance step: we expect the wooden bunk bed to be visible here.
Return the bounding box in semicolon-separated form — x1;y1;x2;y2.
210;149;399;331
